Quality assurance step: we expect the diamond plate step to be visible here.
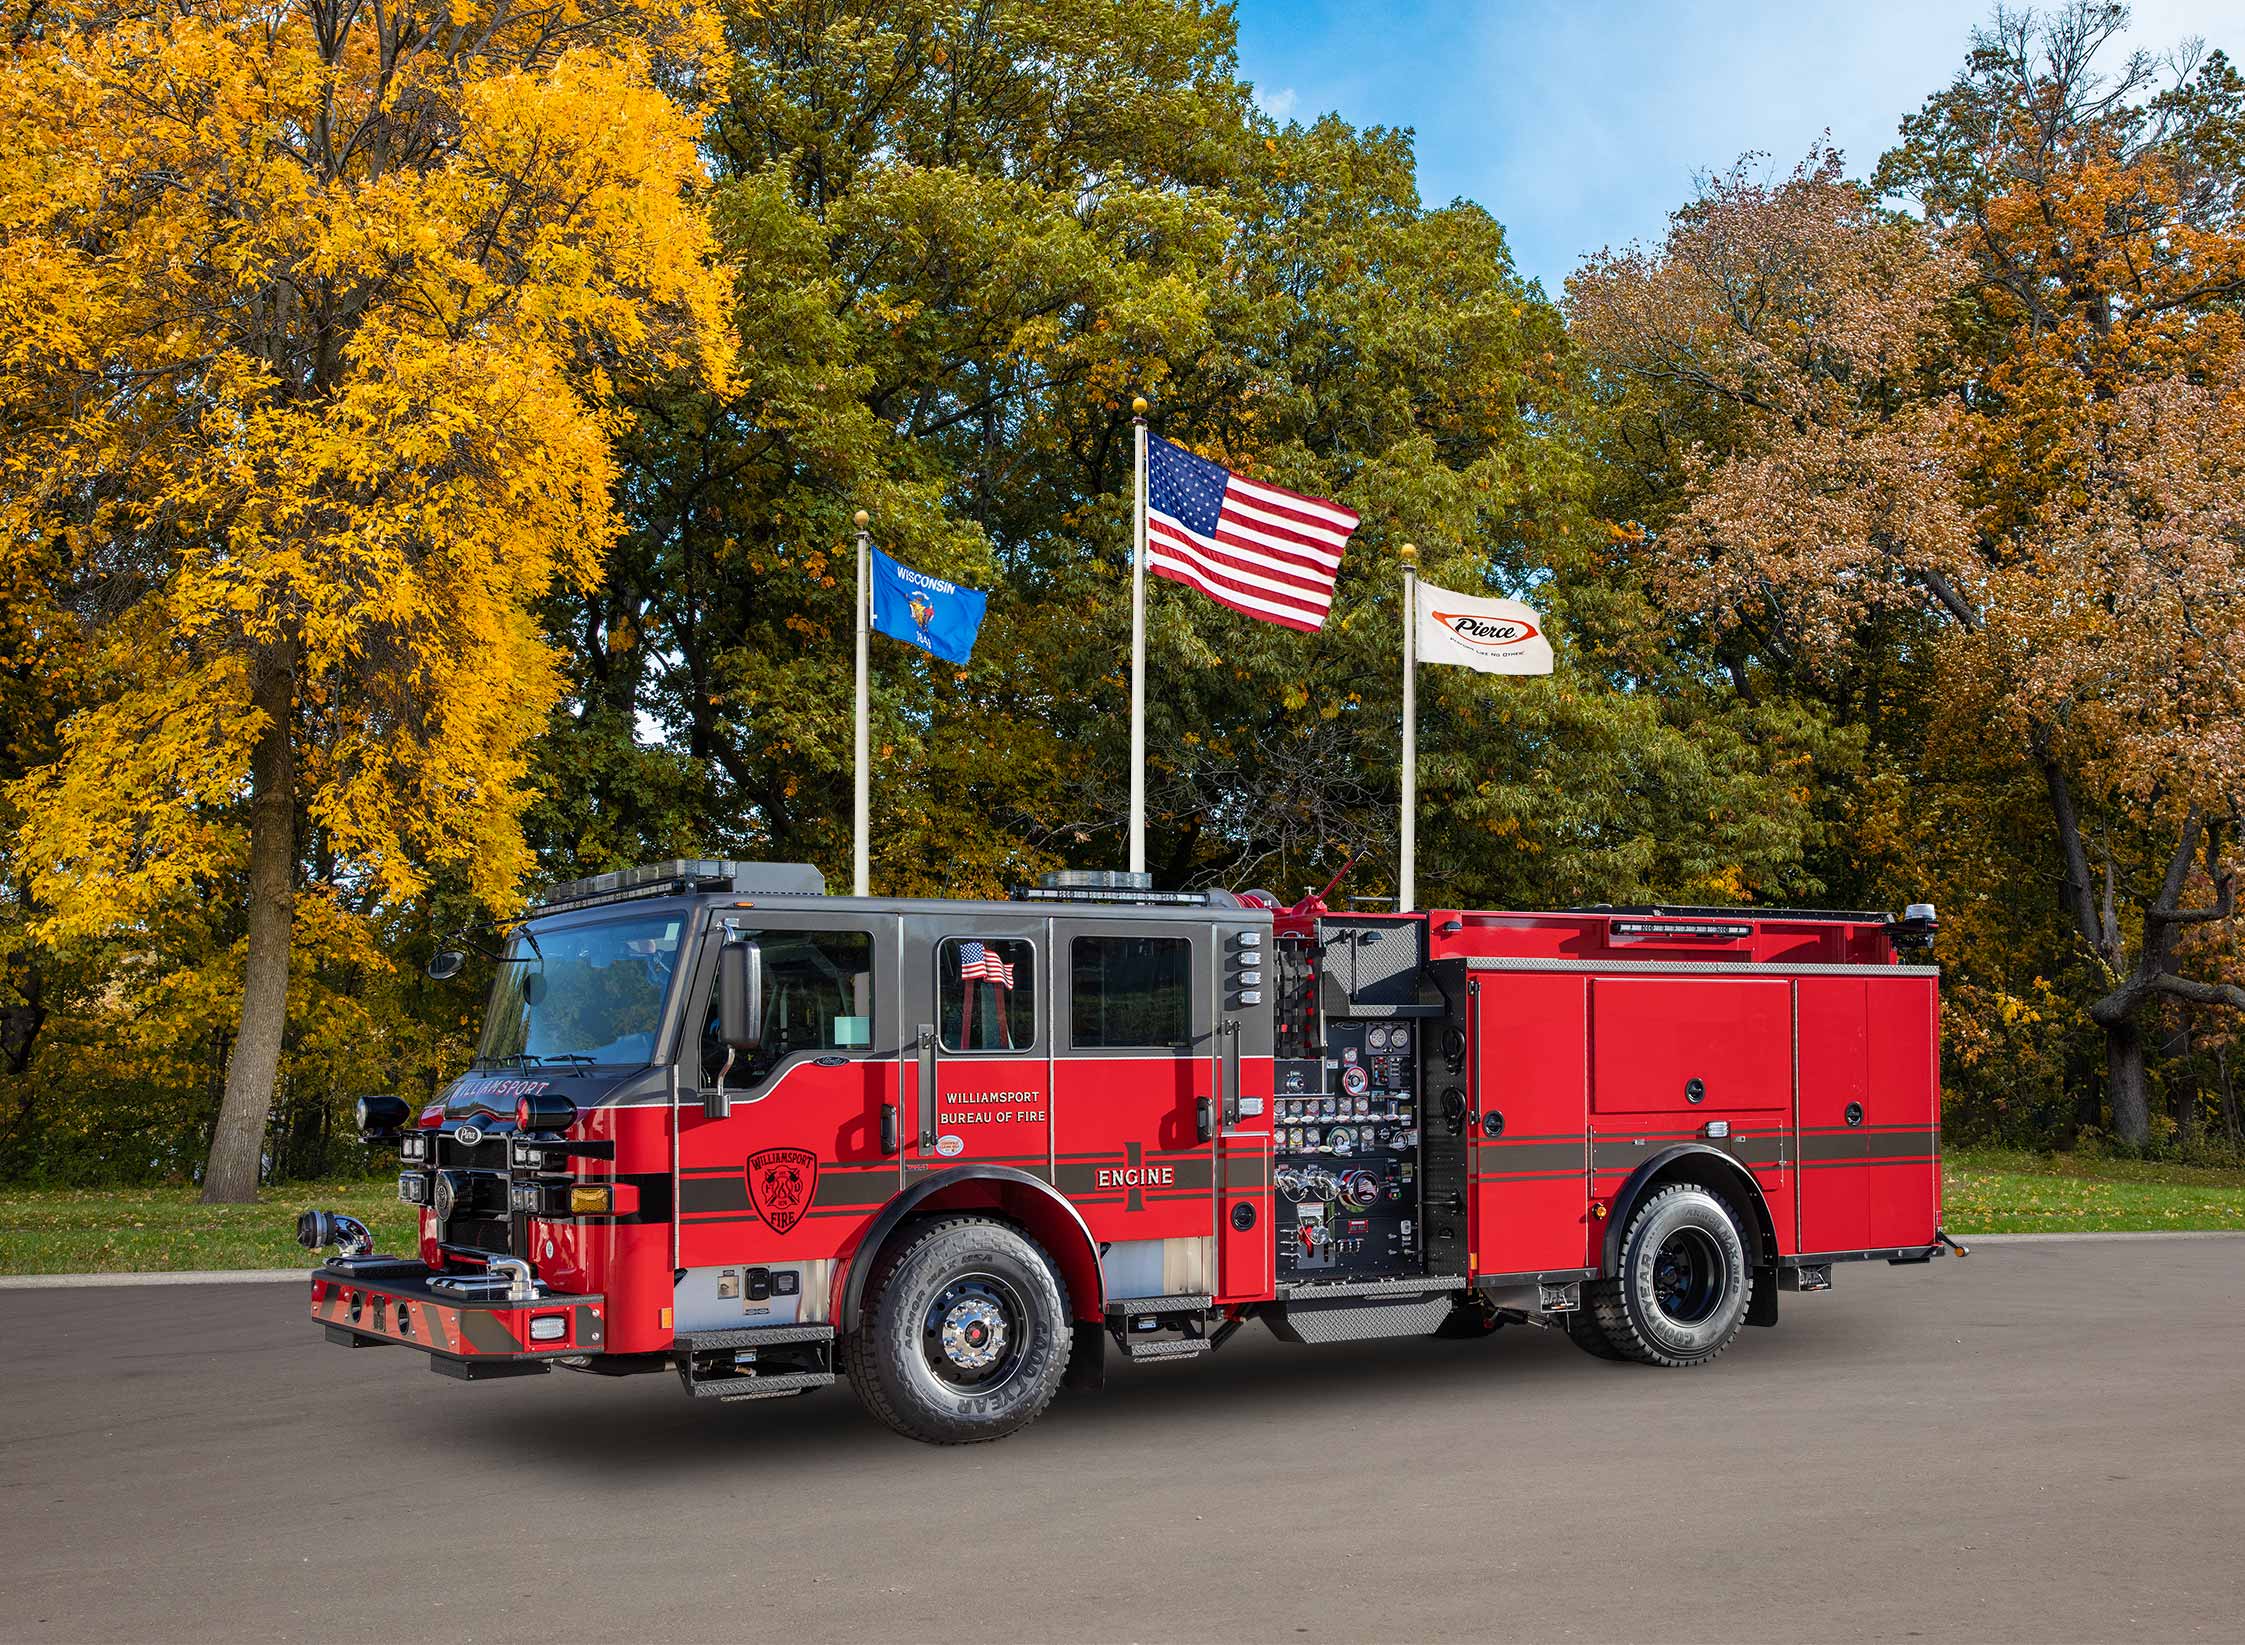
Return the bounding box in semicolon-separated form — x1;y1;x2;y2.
677;1324;834;1351
688;1370;836;1401
1105;1293;1211;1316
1122;1337;1212;1361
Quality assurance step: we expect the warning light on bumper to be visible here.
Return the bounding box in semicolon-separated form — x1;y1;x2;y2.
528;1314;567;1343
568;1185;614;1215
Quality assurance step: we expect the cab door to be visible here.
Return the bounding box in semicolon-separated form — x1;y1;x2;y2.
905;914;1052;1182
1050;918;1217;1261
675;913;901;1270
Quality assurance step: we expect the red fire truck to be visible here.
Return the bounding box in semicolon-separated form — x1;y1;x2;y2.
301;861;1960;1443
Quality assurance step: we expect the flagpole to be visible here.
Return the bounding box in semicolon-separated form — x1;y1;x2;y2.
1129;395;1149;876
1399;541;1417;913
853;509;871;899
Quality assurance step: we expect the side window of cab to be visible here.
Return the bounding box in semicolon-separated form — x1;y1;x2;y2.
937;937;1037;1052
699;928;875;1091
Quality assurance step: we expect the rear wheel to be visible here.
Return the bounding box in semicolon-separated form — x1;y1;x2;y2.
846;1215;1070;1444
1560;1306;1627;1360
1586;1183;1751;1367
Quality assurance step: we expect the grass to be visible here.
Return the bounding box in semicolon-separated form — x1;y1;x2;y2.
0;1179;417;1276
1942;1147;2245;1234
1;1149;2241;1275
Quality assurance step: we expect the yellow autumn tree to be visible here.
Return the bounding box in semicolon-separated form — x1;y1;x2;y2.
0;0;733;1199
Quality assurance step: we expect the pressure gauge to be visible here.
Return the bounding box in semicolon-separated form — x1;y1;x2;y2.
1340;1065;1371;1098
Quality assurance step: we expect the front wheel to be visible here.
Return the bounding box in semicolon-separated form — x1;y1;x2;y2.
846;1215;1070;1444
1586;1184;1751;1367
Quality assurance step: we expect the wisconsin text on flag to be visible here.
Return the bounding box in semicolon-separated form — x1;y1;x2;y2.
1146;434;1359;631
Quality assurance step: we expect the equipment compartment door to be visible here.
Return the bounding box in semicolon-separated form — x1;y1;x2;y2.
1051;919;1217;1254
1864;976;1940;1249
1590;977;1791;1114
1795;977;1869;1254
1471;973;1591;1278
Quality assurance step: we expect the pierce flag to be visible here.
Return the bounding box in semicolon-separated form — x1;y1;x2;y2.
1414;581;1553;675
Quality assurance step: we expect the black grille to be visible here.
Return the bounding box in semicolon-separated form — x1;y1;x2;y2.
442;1215;513;1256
438;1135;509;1171
435;1169;513;1255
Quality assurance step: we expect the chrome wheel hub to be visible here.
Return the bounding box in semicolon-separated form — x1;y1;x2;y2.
939;1297;1008;1371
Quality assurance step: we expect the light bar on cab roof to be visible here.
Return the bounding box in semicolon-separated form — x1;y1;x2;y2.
533;859;825;912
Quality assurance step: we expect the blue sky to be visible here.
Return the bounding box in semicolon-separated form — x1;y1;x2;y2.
1233;0;2237;294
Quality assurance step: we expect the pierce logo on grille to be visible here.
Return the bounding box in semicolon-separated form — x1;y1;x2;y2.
746;1147;818;1235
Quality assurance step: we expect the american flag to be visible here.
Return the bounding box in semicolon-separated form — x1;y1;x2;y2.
1146;434;1359;632
958;940;1015;987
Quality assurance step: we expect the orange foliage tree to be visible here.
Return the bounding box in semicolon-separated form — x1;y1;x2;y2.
0;0;733;1197
1572;4;2245;1143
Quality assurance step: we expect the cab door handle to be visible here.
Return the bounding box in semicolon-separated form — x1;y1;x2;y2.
1220;1018;1242;1128
881;1103;899;1157
1196;1097;1215;1143
916;1025;937;1150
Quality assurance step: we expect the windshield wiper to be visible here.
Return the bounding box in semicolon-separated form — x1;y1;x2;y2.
543;1053;595;1070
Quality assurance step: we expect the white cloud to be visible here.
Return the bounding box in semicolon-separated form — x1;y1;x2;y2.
1261;84;1299;122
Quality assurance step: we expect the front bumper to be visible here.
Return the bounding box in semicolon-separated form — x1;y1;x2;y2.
309;1261;606;1377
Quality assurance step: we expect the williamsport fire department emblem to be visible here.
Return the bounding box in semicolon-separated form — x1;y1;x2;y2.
746;1147;819;1235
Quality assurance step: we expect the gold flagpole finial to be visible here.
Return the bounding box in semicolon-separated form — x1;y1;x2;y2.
1399;541;1417;563
853;509;869;529
1132;396;1148;416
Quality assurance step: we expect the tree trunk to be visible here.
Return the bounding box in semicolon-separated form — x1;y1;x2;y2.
200;655;297;1204
2219;1046;2241;1151
2175;1008;2199;1150
2105;1018;2149;1147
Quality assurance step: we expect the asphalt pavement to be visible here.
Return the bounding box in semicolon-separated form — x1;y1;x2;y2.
3;1236;2241;1643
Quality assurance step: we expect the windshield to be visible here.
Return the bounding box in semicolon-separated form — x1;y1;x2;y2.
475;914;684;1069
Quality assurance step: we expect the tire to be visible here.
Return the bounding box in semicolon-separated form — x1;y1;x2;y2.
1586;1183;1752;1368
845;1215;1070;1444
1560;1306;1627;1360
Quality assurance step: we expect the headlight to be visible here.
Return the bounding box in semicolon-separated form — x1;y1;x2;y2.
397;1172;427;1205
399;1132;431;1164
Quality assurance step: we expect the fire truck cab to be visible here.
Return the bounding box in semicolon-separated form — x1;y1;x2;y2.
304;861;1955;1444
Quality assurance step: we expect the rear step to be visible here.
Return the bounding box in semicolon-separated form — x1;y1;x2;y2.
676;1323;836;1401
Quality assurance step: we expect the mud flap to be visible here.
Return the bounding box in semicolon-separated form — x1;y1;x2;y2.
1063;1319;1107;1392
1748;1268;1780;1327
